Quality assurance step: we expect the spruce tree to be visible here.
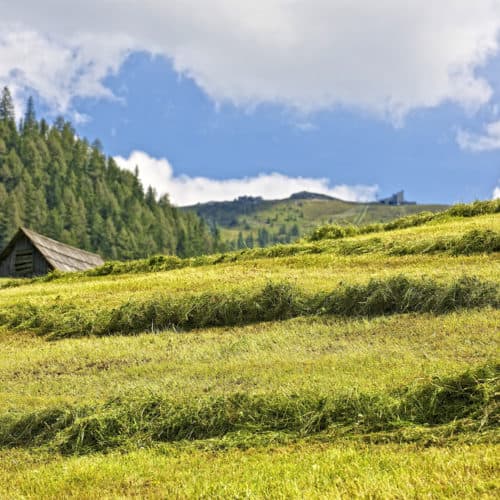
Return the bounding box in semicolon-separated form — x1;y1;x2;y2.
0;87;15;122
23;96;37;135
237;231;245;249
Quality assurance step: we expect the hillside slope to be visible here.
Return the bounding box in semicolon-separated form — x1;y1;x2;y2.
0;200;498;497
183;192;447;248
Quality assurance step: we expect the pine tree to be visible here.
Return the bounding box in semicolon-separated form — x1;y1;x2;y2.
212;224;224;252
4;191;23;239
23;96;37;135
0;87;15;122
245;233;254;248
0;149;23;190
237;231;245;249
176;228;187;257
258;228;270;247
0;184;9;248
145;186;156;209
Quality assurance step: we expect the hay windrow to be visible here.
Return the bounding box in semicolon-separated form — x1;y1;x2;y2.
1;275;498;339
0;364;496;454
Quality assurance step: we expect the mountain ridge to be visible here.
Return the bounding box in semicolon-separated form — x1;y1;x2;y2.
182;191;448;249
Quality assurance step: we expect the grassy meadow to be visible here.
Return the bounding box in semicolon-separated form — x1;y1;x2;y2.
0;202;498;498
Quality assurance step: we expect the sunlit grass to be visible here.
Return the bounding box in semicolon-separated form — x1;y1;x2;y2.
0;253;497;310
0;443;498;499
0;310;497;412
0;208;498;497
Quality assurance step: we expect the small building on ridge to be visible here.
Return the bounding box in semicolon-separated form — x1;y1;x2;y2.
0;227;104;278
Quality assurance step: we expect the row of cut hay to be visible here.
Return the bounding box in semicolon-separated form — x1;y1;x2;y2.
308;199;499;241
325;228;500;257
1;275;498;339
95;228;499;272
386;228;500;256
0;364;497;454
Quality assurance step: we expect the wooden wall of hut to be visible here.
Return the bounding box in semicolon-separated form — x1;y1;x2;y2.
0;233;51;277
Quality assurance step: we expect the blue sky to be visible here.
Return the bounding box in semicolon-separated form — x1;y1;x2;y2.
2;1;500;205
74;52;500;204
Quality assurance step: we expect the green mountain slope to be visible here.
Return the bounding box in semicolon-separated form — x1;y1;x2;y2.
183;192;448;249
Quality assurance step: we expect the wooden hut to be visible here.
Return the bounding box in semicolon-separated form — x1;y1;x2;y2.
0;227;104;277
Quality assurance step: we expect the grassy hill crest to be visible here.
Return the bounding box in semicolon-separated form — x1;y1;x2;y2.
183;190;448;249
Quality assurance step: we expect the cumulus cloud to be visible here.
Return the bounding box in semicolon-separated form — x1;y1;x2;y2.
114;151;378;206
1;1;500;121
493;186;500;199
457;120;500;151
0;27;134;117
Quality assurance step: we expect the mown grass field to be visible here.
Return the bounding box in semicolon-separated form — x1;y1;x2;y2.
0;201;498;498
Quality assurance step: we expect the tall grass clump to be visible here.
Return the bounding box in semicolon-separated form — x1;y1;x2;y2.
316;275;499;317
386;229;500;256
401;364;499;425
2;275;497;339
0;365;496;454
0;408;77;447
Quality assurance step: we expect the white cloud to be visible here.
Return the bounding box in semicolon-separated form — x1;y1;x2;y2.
1;1;500;121
493;186;500;199
0;27;134;117
457;120;500;151
114;150;378;206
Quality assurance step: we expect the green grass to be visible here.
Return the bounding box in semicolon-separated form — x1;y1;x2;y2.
0;202;498;497
2;207;496;287
1;363;496;454
309;199;500;241
0;310;497;411
1;443;498;498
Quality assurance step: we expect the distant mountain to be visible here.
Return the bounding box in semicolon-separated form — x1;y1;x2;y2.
182;191;448;250
289;191;338;201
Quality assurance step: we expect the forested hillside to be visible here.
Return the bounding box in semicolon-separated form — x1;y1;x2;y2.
0;88;216;259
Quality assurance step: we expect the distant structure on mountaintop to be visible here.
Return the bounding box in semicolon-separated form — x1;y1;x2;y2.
378;191;416;206
0;228;104;278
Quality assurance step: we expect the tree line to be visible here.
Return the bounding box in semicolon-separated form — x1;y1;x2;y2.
233;224;301;250
0;87;220;259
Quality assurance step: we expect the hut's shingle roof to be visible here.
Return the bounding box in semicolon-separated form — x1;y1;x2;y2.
11;228;104;272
